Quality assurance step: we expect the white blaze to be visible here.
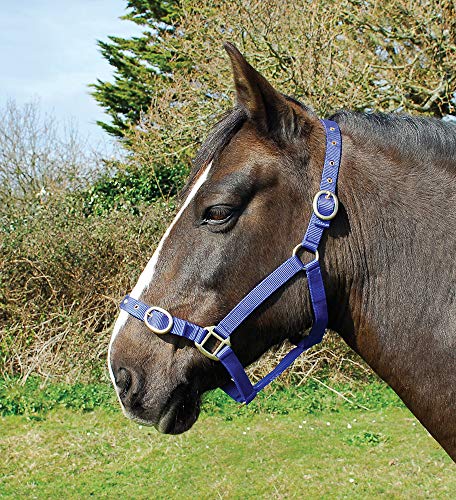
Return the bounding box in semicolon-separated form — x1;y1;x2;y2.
107;163;213;390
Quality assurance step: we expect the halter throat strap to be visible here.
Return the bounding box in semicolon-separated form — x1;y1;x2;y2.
120;119;342;404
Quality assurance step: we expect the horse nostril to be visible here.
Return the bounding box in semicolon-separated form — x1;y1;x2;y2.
112;365;144;407
115;367;132;398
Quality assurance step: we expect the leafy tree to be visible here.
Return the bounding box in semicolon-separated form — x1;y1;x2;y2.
91;0;185;137
90;0;456;216
88;1;193;211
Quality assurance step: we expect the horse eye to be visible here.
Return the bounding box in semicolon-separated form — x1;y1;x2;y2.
204;205;235;224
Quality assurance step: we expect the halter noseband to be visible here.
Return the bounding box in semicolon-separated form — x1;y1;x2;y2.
120;119;342;404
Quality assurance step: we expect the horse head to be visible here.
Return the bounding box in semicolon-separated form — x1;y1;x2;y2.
107;42;456;463
108;43;339;433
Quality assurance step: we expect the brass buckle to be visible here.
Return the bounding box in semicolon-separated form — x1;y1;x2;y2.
195;326;231;361
312;190;339;220
144;306;173;335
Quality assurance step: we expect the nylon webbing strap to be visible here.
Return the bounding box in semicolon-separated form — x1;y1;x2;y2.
120;295;208;344
215;255;304;339
118;119;342;404
302;120;341;252
220;259;328;402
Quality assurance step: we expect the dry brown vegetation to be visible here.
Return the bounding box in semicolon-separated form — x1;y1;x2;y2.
1;0;454;382
1;185;174;381
130;0;455;156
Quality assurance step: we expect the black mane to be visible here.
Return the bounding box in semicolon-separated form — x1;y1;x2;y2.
331;111;456;173
182;105;456;198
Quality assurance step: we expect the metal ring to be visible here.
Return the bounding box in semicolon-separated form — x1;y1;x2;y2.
312;190;339;221
144;306;173;335
292;243;319;263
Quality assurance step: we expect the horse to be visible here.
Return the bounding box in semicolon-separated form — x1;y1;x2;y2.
108;43;456;461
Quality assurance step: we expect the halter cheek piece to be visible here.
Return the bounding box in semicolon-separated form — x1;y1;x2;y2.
120;120;341;404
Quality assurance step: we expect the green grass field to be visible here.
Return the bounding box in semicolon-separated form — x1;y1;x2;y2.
0;380;454;498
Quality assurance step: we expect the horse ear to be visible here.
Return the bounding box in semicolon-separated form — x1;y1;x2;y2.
224;42;310;144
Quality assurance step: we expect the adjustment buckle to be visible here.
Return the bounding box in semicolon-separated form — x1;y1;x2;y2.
144;306;173;335
196;326;231;361
313;190;339;220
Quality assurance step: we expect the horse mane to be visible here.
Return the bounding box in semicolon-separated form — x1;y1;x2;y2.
331;110;456;174
181;104;456;200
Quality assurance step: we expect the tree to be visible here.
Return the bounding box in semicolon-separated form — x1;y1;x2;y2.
91;0;184;137
93;0;455;140
0;100;95;217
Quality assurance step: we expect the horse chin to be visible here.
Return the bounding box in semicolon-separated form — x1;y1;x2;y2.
156;396;201;434
124;383;202;434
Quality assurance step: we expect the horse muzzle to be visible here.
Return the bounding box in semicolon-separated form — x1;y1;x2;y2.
110;356;202;434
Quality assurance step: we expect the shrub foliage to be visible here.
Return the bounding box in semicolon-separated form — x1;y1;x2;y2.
91;0;455;214
1;193;174;380
1;0;455;381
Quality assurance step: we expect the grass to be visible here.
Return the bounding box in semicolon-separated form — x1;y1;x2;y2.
0;380;454;498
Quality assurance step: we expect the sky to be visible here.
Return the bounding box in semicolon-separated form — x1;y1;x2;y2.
2;1;454;151
1;1;142;149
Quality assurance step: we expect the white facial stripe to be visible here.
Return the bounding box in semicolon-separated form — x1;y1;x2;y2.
130;162;212;300
107;162;213;391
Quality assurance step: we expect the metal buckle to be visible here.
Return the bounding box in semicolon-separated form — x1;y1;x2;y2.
144;306;173;335
292;244;319;264
313;190;339;220
195;326;231;361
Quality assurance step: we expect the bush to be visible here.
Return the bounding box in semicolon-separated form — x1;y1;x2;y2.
0;192;174;380
81;159;185;216
3;0;454;383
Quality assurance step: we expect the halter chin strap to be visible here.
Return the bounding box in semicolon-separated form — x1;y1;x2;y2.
120;119;342;405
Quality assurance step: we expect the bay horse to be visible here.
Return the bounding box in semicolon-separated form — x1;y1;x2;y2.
108;43;456;460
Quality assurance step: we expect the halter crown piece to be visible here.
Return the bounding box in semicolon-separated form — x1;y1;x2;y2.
120;120;342;404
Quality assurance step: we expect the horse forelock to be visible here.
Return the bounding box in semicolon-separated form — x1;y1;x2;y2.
180;106;247;200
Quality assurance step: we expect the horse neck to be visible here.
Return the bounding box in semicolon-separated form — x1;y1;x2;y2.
322;126;456;454
328;126;455;344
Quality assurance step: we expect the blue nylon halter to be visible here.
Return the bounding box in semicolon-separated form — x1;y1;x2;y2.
120;119;342;405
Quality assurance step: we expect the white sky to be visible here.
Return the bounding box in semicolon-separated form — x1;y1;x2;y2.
1;1;142;148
